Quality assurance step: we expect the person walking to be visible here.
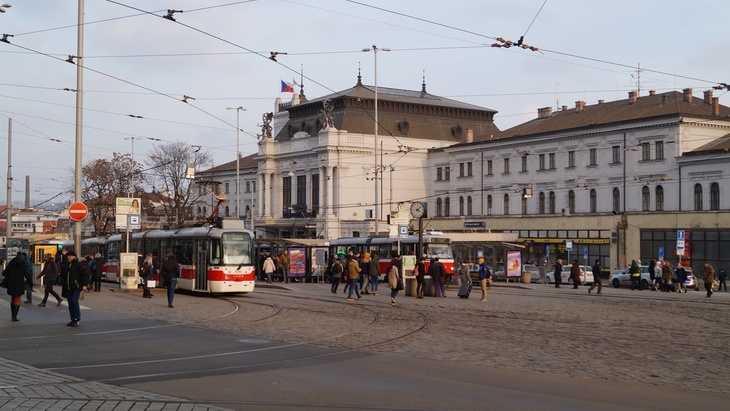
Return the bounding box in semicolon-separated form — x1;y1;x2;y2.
62;251;89;327
675;263;688;293
553;259;563;288
629;260;641;291
661;260;674;292
387;257;400;305
360;252;371;294
37;254;63;307
431;257;447;297
58;249;69;286
22;253;33;304
414;257;426;299
368;252;380;296
477;258;491;301
652;259;663;291
262;254;276;284
458;261;471;287
703;262;715;298
717;268;727;292
346;253;362;301
569;260;581;289
278;250;290;283
91;253;104;292
160;253;180;308
329;254;344;294
588;259;602;294
3;252;29;322
141;252;154;298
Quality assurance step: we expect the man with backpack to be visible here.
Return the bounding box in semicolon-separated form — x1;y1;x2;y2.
329;255;344;294
160;254;180;308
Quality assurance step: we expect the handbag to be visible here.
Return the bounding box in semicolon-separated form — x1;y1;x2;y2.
396;281;404;291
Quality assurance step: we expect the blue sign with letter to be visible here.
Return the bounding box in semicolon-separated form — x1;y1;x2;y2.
677;230;685;240
658;247;665;260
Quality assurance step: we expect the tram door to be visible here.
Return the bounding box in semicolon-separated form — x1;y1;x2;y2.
195;239;208;291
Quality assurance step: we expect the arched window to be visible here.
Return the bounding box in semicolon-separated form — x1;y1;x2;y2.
197;206;202;215
539;192;545;214
487;195;493;215
590;189;597;213
710;182;720;210
612;188;620;213
694;184;703;211
467;196;473;216
444;197;451;217
569;190;576;214
642;186;650;211
225;205;230;217
549;191;556;214
503;194;510;215
459;196;464;216
655;185;664;211
436;198;443;217
521;196;528;214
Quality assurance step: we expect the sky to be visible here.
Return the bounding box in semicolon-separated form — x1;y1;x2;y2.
1;0;728;208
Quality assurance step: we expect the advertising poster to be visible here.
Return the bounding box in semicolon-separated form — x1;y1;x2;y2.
506;250;522;278
116;197;142;215
289;247;306;278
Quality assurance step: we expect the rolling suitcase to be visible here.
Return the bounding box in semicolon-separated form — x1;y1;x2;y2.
458;281;472;299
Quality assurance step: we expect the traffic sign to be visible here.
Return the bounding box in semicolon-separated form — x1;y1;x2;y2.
68;202;89;222
658;247;665;260
583;246;588;259
677;230;685;240
565;240;573;252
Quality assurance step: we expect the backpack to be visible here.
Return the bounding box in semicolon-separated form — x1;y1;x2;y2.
331;261;343;275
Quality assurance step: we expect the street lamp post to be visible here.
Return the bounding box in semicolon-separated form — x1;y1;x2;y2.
227;106;246;220
362;44;390;236
5;118;11;246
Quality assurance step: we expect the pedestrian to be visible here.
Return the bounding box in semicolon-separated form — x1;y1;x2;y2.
553;259;563;288
360;252;371;294
368;252;380;295
652;260;663;291
278;250;290;283
431;257;447;297
458;261;471;287
387;256;400;305
414;257;426;298
329;254;344;293
2;252;29;322
661;260;674;292
160;253;180;308
477;258;491;301
718;268;727;292
22;253;33;304
569;259;581;289
141;252;154;298
588;259;602;294
648;258;656;286
629;260;641;290
91;253;104;292
675;263;688;293
262;254;275;284
58;249;69;286
37;254;63;307
346;253;362;301
703;262;715;298
62;251;89;327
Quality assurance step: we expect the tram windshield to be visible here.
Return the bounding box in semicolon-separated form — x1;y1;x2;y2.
218;232;253;265
427;244;453;259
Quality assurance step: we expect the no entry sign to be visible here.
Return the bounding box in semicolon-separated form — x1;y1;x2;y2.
69;202;89;222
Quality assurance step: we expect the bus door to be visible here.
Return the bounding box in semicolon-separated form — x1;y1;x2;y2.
195;239;208;291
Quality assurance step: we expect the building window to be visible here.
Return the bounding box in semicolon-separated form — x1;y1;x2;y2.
539;192;546;214
459;163;465;177
568;151;575;168
467;196;473;215
656;185;664;211
613;188;620;213
311;173;320;215
642;186;650;211
612;146;621;163
655;141;664;160
245;181;251;192
590;189;597;213
539;154;546;170
589;148;597;166
459;196;464;216
297;175;306;206
487;195;493;215
694;184;703;211
503;194;510;215
282;176;292;214
225;182;230;194
444;197;451;217
549;153;556;169
641;142;651;161
568;190;575;214
436;198;443;217
710;182;719;210
487;160;493;176
436;167;442;181
521;155;528;172
251;181;256;192
503;158;510;174
549;191;556;214
444;167;451;181
225;205;230;217
467;162;473;177
521;196;527;214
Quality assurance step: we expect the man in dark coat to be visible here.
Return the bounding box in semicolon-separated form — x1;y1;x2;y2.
62;251;89;327
2;252;28;322
553;259;563;288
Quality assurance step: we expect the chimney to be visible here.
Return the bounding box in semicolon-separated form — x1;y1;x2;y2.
598;100;604;104
562;105;568;111
25;176;30;209
712;97;720;116
704;90;713;104
648;90;656;96
537;107;552;119
683;88;693;103
575;101;585;113
628;91;638;104
463;128;474;143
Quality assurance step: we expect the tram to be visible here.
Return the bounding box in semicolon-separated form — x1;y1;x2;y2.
329;233;455;277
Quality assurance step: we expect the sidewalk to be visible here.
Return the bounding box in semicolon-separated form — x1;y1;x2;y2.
0;356;231;411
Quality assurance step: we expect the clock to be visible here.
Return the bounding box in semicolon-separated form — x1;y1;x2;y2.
410;201;426;218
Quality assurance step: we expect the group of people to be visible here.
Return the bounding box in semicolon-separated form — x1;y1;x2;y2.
327;251;408;305
259;250;290;284
139;252;181;307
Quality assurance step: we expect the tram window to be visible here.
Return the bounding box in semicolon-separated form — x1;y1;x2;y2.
176;240;194;265
428;245;453;259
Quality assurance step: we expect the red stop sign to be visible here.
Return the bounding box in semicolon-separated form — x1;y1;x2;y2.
69;202;89;222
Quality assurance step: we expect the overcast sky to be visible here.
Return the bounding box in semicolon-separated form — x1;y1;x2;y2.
1;0;728;207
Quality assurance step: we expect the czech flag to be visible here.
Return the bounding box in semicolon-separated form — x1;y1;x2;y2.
281;80;295;93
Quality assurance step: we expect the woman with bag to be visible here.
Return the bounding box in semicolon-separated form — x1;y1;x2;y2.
387;256;401;306
37;254;63;307
2;252;29;322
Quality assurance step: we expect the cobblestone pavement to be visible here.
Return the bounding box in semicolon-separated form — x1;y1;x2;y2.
2;281;728;410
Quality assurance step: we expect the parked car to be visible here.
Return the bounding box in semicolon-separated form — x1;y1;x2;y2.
522;264;542;283
545;265;594;285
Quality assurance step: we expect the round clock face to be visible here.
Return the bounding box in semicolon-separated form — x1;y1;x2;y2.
410;201;424;218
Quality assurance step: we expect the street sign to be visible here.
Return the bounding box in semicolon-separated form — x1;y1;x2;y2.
658;247;665;261
545;245;550;257
583;246;588;260
68;202;88;222
565;240;573;252
677;230;685;240
676;239;685;256
399;225;408;236
129;214;141;229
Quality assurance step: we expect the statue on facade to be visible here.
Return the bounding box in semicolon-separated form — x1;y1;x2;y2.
319;99;335;129
260;112;273;139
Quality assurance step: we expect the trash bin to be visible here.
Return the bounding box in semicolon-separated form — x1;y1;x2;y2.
406;278;417;296
522;272;531;284
424;278;435;296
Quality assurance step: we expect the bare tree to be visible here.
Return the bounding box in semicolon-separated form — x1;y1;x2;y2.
146;142;213;229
